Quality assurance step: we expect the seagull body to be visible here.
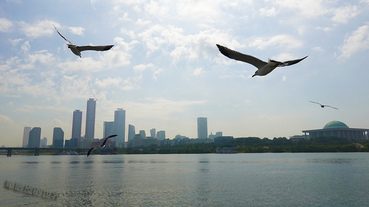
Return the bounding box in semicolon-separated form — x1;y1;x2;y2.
309;101;338;110
216;44;307;77
54;25;114;58
87;134;117;157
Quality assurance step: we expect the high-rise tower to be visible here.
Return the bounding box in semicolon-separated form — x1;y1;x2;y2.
28;127;41;148
72;110;82;145
128;124;135;142
114;108;126;147
22;127;31;147
53;127;64;148
85;98;96;140
197;117;208;139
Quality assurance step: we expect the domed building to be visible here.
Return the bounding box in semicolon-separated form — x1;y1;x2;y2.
302;121;368;139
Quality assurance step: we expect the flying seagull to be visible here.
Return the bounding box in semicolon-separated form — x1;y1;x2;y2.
87;134;117;157
53;25;114;58
309;101;338;110
216;44;307;77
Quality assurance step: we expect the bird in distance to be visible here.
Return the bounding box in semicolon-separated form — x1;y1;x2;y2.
309;101;338;110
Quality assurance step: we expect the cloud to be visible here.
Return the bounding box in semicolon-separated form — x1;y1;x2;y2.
259;7;278;17
0;18;13;32
340;24;369;58
193;67;204;76
20;19;58;38
331;5;360;24
248;34;303;50
95;77;122;89
68;27;85;35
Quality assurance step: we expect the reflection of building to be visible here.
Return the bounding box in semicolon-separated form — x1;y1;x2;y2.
302;121;369;139
197;117;208;139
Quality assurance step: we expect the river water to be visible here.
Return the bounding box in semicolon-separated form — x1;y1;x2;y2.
1;153;368;206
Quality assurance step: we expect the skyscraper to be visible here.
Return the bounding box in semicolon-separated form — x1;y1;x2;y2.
72;110;82;145
22;127;31;147
85;98;96;140
150;128;156;138
139;130;146;139
197;117;208;139
157;130;166;140
104;121;115;138
40;137;47;148
128;124;135;142
28;127;41;148
53;127;64;148
114;108;126;147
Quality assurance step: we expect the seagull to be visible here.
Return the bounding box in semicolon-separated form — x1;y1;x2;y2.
53;25;114;58
309;101;338;110
216;44;307;77
87;134;117;157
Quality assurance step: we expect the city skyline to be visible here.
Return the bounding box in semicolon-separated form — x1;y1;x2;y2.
1;1;369;147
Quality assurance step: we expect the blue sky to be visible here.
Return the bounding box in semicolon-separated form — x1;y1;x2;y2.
1;0;369;146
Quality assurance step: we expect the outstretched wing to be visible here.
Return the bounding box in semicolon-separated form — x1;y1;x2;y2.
77;45;114;52
53;25;73;45
280;56;308;67
216;44;267;69
325;105;338;110
309;101;321;105
87;147;95;157
101;134;117;146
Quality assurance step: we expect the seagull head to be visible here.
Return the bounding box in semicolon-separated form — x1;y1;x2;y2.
252;71;258;77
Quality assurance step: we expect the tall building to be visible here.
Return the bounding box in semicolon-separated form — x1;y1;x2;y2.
53;127;64;148
104;121;115;138
157;130;165;140
114;108;126;147
85;98;96;140
22;127;31;147
150;128;156;138
40;137;47;148
197;117;208;139
128;124;135;142
72;110;82;145
28;127;41;148
139;130;146;139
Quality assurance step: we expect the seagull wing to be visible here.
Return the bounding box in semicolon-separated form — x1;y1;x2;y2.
87;147;95;157
325;105;338;110
216;44;267;69
101;134;117;146
280;56;308;67
53;25;73;45
309;101;321;105
77;45;114;52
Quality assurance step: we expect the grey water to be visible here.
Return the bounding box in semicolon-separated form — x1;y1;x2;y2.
1;153;368;207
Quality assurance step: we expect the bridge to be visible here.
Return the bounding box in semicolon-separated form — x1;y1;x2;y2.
1;147;85;157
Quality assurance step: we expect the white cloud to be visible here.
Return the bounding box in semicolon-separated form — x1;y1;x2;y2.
248;34;303;50
193;67;204;76
68;27;85;35
95;77;122;89
331;5;360;24
259;7;278;17
0;18;13;32
20;19;58;38
340;24;369;58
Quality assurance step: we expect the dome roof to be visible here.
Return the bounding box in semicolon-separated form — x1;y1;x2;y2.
323;121;349;129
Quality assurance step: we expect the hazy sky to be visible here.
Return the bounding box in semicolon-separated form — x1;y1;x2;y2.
1;0;369;146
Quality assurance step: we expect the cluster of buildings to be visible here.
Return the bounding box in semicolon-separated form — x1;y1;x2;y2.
21;99;223;149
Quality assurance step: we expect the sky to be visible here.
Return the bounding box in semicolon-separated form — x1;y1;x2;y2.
1;0;369;147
